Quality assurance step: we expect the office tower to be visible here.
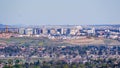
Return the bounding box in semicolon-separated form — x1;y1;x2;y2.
57;28;70;35
119;27;120;32
61;28;64;35
91;27;95;34
87;27;96;36
57;28;61;34
36;28;41;35
62;28;70;35
70;28;78;35
19;28;26;34
50;28;56;35
47;29;51;34
41;28;48;35
33;28;37;35
75;26;82;35
25;28;33;35
14;28;19;33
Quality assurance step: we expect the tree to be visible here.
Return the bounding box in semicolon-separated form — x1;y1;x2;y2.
14;59;22;68
63;64;69;68
78;64;85;68
8;59;13;68
15;59;20;64
72;64;77;68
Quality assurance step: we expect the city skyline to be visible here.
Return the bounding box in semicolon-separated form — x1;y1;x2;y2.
0;0;120;25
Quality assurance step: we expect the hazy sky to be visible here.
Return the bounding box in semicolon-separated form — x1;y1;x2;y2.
0;0;120;25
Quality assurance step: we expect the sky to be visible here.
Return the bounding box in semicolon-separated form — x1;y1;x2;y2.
0;0;120;25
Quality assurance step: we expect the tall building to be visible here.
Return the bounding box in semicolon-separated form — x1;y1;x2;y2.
70;28;78;35
50;28;56;35
63;28;70;35
19;28;26;34
47;29;51;34
87;27;96;36
33;28;37;35
57;28;65;35
57;28;62;34
41;28;48;35
66;28;70;35
57;28;71;35
119;27;120;32
25;28;33;35
36;28;42;35
91;27;95;34
75;26;83;35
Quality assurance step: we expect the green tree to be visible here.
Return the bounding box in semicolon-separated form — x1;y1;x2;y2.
8;59;13;68
78;64;85;68
72;65;77;68
63;64;69;68
15;60;20;64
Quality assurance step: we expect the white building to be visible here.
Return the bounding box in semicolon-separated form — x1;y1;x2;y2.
119;27;120;32
70;28;78;35
25;28;33;35
19;28;25;34
91;27;95;34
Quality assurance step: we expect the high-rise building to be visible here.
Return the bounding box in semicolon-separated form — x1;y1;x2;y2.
87;27;96;36
47;29;51;34
70;28;78;35
61;28;64;35
36;28;42;35
33;28;37;35
66;28;70;35
50;28;56;35
91;27;95;34
19;28;26;34
119;27;120;32
57;28;62;34
41;28;48;35
25;28;33;35
57;28;70;35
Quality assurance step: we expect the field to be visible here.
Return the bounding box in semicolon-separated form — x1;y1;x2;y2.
0;37;120;46
64;38;120;45
0;37;64;46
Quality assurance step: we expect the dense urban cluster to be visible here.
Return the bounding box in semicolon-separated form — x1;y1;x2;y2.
0;25;120;41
